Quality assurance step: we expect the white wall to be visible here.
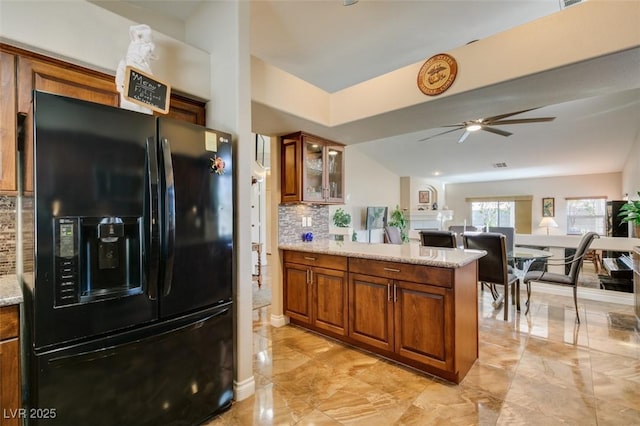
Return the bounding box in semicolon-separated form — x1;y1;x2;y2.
330;145;400;242
622;133;640;200
184;1;255;402
0;0;211;99
445;172;623;235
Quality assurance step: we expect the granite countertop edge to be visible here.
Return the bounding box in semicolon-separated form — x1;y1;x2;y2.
0;274;23;307
279;242;485;268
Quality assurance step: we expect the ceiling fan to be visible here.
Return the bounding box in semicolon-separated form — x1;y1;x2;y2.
419;108;556;144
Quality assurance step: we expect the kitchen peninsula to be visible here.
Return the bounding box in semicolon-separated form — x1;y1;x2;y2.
279;241;485;383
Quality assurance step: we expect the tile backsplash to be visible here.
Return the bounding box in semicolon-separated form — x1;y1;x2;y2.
0;196;17;275
278;204;330;244
2;196;335;273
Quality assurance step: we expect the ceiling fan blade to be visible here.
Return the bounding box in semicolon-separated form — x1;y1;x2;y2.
457;130;471;144
482;108;540;124
418;127;463;141
481;126;512;137
489;117;556;125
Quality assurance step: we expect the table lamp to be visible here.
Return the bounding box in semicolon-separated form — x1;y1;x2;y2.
538;217;558;235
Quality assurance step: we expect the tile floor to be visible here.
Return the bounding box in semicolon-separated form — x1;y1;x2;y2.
207;267;640;425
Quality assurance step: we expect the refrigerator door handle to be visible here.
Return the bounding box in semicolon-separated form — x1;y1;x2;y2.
146;137;160;301
161;138;176;296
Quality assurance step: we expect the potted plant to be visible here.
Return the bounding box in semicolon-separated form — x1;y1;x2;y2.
388;205;409;243
619;192;640;237
331;208;352;241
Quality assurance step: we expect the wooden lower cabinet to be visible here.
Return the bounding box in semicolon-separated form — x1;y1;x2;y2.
0;305;21;426
348;273;394;351
283;251;348;336
393;280;452;371
349;273;453;372
283;250;478;383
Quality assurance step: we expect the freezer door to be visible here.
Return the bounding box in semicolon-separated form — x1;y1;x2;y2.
29;305;233;426
157;118;233;318
30;92;159;349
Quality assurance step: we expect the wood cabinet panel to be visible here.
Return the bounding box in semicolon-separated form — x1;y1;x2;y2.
17;56;119;112
348;273;394;351
394;281;452;371
313;267;348;335
163;94;205;126
0;52;17;193
281;138;301;202
283;250;347;271
0;304;20;426
0;305;19;340
349;257;452;288
283;263;312;323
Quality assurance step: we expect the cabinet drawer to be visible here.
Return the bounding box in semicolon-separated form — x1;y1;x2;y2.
0;304;19;340
349;258;452;288
283;250;347;271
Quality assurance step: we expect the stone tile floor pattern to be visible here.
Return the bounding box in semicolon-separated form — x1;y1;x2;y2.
207;268;639;425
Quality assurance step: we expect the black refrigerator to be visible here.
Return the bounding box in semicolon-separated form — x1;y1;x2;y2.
19;91;234;425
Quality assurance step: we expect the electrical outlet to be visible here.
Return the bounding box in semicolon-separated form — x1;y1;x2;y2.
302;217;307;227
307;216;312;227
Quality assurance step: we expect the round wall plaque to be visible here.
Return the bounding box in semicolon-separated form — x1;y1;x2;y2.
417;53;458;96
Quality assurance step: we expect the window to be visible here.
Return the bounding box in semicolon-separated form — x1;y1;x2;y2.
471;201;515;228
566;198;606;235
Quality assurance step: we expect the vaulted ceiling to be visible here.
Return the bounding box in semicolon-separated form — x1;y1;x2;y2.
95;0;640;183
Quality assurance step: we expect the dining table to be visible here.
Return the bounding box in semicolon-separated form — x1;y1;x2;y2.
488;246;554;310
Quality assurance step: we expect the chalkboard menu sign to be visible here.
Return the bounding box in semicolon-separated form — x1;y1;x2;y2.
123;66;171;114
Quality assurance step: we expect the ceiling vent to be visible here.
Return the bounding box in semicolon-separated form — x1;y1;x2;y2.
492;162;508;168
561;0;583;9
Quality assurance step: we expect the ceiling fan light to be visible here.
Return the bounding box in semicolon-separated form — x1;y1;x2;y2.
466;123;482;132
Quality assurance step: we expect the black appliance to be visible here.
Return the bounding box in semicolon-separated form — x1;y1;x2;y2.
607;200;629;238
19;91;234;425
605;200;629;259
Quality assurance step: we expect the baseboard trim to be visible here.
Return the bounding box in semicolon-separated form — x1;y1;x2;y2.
233;376;255;401
532;282;634;306
270;313;288;328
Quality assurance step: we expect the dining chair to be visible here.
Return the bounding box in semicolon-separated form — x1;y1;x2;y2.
419;230;457;248
448;225;478;247
488;226;515;256
463;232;520;321
384;226;403;244
523;231;599;323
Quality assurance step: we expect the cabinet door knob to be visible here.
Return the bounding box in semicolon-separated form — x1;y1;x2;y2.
383;267;401;273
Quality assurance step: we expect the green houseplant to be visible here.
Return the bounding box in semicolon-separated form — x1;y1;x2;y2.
332;208;352;242
332;208;352;228
388;205;409;243
618;192;640;237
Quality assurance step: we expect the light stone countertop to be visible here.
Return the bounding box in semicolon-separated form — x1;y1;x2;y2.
0;274;23;307
279;240;485;268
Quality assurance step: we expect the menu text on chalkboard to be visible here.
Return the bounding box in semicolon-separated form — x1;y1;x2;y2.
123;66;171;114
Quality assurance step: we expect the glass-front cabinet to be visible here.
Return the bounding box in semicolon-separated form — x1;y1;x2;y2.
281;131;345;204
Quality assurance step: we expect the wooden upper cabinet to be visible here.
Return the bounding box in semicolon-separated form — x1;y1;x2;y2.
0;44;207;194
280;131;345;204
164;94;206;126
16;55;119;114
0;51;17;192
